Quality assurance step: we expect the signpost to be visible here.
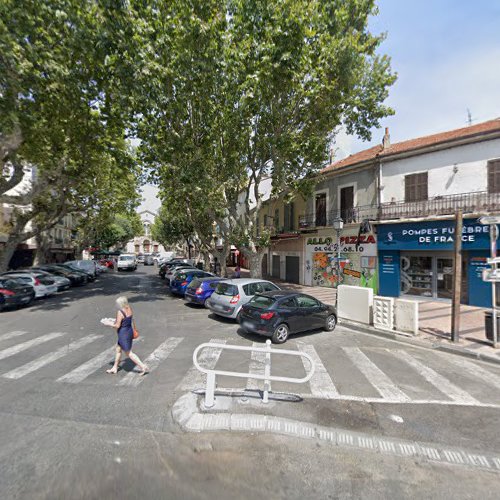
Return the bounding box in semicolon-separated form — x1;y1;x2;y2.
479;218;499;348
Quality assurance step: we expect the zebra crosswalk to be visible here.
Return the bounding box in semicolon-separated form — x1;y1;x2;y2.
2;329;500;408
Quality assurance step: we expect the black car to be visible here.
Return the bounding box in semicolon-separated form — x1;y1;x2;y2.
0;277;35;311
239;290;337;344
55;264;95;282
34;265;86;286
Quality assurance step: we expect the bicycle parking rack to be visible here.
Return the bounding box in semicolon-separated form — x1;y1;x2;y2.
192;339;316;408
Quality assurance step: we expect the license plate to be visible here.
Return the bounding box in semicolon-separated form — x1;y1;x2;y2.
186;295;192;302
242;321;253;330
20;297;30;303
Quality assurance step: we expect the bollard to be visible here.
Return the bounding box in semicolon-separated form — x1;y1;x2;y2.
263;339;272;403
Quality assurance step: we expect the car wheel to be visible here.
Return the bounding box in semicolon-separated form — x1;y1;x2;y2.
325;314;337;332
236;309;242;323
272;323;289;344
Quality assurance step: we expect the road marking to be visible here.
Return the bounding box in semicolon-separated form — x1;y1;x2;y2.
342;347;411;402
0;331;28;342
57;347;116;383
438;355;500;391
3;335;101;379
394;350;480;404
0;331;67;361
176;338;227;391
246;342;265;391
297;344;339;398
119;337;184;387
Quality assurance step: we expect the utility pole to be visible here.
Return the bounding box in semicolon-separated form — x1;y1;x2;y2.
451;209;463;342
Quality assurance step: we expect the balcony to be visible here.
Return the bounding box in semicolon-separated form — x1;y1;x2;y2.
378;191;500;221
298;206;379;231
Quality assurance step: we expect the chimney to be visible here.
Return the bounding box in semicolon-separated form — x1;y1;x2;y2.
382;127;390;149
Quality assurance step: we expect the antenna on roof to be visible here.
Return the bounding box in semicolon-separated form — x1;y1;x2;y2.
466;108;473;126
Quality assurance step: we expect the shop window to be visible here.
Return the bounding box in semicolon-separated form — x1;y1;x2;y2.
284;203;295;231
487;159;500;194
405;173;428;202
340;186;355;223
315;192;327;227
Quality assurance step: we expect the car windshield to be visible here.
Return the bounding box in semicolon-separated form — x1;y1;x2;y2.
249;295;276;309
216;282;238;296
120;256;135;261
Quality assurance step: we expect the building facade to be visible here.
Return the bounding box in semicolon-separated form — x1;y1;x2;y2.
125;209;167;255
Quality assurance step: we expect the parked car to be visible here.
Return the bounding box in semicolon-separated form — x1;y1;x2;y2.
117;254;137;271
159;258;194;278
144;255;155;266
34;265;86;286
65;260;97;278
99;259;114;270
165;264;197;284
240;290;337;343
137;253;145;264
15;269;71;292
207;278;281;321
170;270;214;296
184;276;227;307
0;277;35;311
1;272;58;298
57;264;95;282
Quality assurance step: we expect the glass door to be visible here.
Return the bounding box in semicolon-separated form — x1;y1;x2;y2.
401;255;433;297
437;258;454;299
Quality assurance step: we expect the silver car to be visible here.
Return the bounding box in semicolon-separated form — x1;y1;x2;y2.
1;272;58;298
207;278;280;321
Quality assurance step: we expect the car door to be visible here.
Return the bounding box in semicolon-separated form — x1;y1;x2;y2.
295;294;323;331
277;297;301;333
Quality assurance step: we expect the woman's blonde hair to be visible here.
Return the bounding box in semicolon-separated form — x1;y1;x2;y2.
116;296;129;309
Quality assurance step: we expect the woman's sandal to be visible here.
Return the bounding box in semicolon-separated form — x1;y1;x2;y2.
106;368;118;374
139;365;149;376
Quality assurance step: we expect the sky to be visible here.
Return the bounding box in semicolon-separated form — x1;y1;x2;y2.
335;0;500;159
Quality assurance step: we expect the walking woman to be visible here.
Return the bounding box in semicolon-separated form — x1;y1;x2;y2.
105;296;149;375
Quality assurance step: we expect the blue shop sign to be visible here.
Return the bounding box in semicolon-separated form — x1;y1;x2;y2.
377;219;497;251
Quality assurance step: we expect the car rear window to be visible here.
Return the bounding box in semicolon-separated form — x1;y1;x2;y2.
175;273;187;281
188;279;201;289
216;282;238;296
249;295;276;309
0;279;19;288
119;256;135;261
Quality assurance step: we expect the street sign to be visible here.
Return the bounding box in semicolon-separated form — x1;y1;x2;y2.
482;268;500;282
479;216;500;225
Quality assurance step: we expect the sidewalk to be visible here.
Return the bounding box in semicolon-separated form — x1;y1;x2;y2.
229;266;500;364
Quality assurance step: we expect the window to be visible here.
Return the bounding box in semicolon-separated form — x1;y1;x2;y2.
281;297;297;308
315;192;327;226
340;186;355;223
274;208;280;229
284;203;295;231
262;282;279;292
488;159;500;194
405;173;428;202
296;295;319;308
249;295;276;309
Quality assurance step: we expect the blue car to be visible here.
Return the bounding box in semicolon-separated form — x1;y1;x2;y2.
184;276;227;306
170;270;215;296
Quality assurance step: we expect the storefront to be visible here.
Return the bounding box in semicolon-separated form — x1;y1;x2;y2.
377;218;496;307
304;226;378;292
268;235;304;284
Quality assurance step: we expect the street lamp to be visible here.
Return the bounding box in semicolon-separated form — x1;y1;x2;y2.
332;216;344;303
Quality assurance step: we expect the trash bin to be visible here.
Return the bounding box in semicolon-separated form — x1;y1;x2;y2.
484;312;500;342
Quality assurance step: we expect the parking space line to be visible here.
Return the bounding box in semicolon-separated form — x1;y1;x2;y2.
119;337;184;387
297;344;339;398
0;331;28;342
394;350;480;404
247;342;265;390
342;347;411;402
0;331;67;361
176;338;227;391
3;335;101;379
57;347;116;383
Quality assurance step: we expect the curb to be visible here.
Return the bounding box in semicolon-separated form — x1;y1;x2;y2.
171;392;500;473
339;319;500;367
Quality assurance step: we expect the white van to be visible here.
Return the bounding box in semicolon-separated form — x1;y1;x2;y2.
117;254;137;271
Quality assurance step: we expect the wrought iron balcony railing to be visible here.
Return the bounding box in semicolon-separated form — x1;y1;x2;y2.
298;206;379;230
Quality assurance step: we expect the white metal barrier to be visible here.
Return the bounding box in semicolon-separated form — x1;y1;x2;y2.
192;339;316;408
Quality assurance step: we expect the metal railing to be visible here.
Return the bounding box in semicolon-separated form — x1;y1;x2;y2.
379;191;500;220
298;206;379;229
192;339;316;408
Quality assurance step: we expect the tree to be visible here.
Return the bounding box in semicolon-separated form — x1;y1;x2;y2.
0;0;143;270
137;0;396;277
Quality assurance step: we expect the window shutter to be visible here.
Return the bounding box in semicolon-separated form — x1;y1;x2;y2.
488;160;500;194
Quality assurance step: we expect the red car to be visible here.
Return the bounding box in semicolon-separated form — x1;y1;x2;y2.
99;259;114;270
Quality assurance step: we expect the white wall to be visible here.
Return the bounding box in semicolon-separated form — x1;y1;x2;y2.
381;138;500;202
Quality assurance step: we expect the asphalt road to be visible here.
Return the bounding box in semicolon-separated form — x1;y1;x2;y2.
1;266;500;499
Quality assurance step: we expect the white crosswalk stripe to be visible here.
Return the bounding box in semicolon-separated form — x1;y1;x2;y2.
247;342;266;391
297;344;339;398
342;347;411;402
0;331;28;342
438;354;500;391
119;337;184;387
57;347;116;383
0;331;67;361
394;350;480;404
2;335;101;379
176;338;227;391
